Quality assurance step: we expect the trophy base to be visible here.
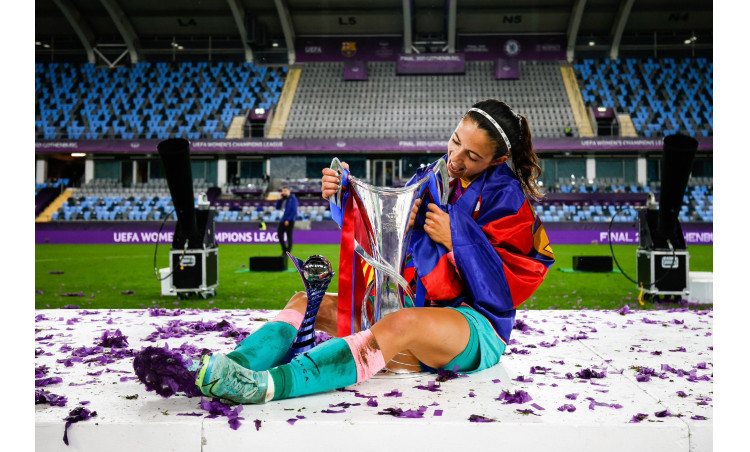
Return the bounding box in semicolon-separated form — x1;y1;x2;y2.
375;350;426;378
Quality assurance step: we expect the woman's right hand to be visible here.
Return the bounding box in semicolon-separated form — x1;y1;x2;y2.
321;161;349;200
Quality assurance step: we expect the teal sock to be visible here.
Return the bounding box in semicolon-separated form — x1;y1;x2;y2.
226;321;298;371
268;338;357;400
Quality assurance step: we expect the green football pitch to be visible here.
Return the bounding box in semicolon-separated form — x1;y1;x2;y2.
34;244;713;311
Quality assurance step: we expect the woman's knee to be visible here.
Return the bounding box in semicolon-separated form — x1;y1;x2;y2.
378;308;423;339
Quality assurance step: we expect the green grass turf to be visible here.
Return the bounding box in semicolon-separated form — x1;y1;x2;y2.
35;244;713;311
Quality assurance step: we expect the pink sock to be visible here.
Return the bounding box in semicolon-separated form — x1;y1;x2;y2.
343;330;386;383
271;309;304;330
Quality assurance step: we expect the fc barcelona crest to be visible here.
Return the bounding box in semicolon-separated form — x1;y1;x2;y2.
341;41;357;58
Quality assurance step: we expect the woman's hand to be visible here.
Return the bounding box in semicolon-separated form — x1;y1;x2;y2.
424;203;452;251
321;161;349;200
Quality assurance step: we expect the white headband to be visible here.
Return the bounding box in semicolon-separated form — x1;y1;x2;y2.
468;107;511;153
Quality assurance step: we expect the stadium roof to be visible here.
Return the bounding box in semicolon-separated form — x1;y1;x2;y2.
36;0;712;64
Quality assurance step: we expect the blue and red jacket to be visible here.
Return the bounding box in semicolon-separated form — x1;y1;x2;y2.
406;156;554;344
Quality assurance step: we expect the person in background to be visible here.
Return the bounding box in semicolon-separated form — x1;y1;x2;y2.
275;186;298;256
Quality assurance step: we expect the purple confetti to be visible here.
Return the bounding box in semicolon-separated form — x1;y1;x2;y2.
530;366;550;375
35;389;67;407
557;404;576;412
630;413;649;423
62;407;97;446
434;409;443;416
97;329;129;348
383;389;402;397
468;414;496;423
414;381;442;392
36;377;63;388
495;390;532;404
531;403;546;411
35;365;49;379
436;365;466;382
655;409;672;418
377;406;427;419
132;345;202;398
691;415;708;420
575;368;606;379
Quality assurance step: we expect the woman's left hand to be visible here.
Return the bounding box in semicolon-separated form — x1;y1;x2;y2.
424;203;452;251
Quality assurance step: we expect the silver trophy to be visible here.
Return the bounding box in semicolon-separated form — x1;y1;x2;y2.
330;157;449;335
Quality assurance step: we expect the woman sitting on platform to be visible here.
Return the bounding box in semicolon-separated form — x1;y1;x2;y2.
194;99;555;404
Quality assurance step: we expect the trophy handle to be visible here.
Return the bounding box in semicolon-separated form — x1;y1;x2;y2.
353;241;414;302
431;158;450;206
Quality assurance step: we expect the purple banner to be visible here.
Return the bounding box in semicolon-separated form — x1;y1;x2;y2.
34;136;714;154
396;53;466;74
36;224;341;245
458;34;566;61
495;58;519;80
343;59;368;80
36;222;711;245
296;36;401;62
294;35;565;62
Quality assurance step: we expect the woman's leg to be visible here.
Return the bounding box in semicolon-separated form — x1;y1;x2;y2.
197;307;471;403
226;292;339;371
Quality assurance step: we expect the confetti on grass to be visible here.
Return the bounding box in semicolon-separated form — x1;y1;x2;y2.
62;407;97;445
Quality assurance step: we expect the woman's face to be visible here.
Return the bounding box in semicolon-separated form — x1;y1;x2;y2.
446;117;508;181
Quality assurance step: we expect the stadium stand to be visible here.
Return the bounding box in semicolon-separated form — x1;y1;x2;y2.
35;62;287;140
40;176;712;224
35;57;713;226
574;58;712;137
283;60;578;139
